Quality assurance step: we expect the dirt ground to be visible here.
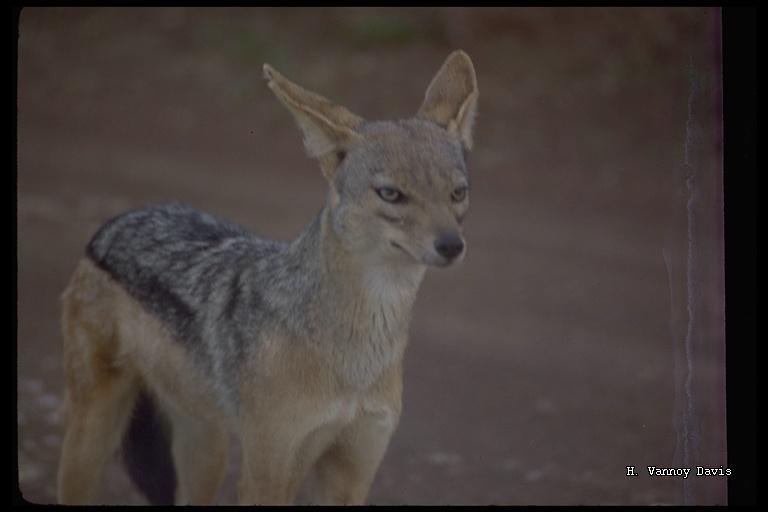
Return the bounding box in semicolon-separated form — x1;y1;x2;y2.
16;7;727;505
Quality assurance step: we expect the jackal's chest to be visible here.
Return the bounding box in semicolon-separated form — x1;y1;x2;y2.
325;280;416;388
329;307;410;390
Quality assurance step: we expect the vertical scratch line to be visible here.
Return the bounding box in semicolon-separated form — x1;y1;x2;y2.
681;55;699;505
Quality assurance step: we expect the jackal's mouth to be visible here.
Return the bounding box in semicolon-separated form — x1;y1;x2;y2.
390;241;414;259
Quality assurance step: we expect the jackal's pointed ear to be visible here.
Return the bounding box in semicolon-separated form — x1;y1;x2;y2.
263;64;365;164
417;50;478;151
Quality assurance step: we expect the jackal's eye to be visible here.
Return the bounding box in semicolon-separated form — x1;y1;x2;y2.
451;185;469;202
375;187;406;204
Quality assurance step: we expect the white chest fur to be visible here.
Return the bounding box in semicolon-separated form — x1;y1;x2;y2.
335;264;424;388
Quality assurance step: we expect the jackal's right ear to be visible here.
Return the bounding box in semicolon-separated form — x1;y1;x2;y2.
417;50;478;151
263;64;364;174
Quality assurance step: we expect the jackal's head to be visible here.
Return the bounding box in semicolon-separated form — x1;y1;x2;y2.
263;51;478;268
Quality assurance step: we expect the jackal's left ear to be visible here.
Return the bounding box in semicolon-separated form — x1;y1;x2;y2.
417;50;478;151
263;64;365;164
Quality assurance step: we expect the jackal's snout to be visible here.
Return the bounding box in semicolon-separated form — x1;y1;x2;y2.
434;233;465;262
421;230;466;268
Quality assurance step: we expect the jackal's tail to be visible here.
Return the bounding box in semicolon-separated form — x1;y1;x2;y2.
121;390;177;505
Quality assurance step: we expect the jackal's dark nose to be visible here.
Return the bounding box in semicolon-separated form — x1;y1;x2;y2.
434;234;465;261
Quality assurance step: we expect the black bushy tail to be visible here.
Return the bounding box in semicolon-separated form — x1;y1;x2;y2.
121;389;177;505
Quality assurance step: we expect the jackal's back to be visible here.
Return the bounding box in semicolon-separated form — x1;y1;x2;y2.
85;203;284;371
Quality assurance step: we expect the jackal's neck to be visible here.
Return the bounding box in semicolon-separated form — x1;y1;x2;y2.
288;206;425;386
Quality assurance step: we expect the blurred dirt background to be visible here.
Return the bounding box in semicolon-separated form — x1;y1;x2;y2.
17;7;726;505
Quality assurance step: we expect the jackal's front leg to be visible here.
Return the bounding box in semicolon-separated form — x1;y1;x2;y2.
310;407;399;505
237;387;329;505
238;427;305;506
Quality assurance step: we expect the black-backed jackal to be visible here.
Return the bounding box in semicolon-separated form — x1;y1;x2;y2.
57;50;478;505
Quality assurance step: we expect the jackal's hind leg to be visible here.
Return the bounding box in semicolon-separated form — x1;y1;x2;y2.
57;261;140;504
56;358;139;504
